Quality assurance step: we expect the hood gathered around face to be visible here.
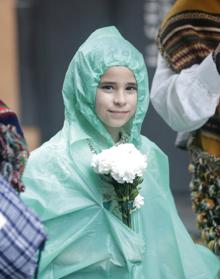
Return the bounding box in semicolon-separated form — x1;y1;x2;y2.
62;26;149;148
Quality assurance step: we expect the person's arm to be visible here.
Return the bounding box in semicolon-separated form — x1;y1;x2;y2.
150;53;220;132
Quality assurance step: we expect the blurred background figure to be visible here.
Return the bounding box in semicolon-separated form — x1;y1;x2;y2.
1;0;198;234
0;100;28;192
151;0;220;254
0;100;47;278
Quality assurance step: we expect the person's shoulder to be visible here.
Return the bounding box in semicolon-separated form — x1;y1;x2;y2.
140;135;168;159
29;139;52;162
29;131;63;160
24;132;64;176
140;135;169;177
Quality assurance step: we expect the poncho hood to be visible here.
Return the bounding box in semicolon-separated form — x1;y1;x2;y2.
62;26;149;148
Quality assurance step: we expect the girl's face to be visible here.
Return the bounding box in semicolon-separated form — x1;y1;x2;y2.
95;66;137;140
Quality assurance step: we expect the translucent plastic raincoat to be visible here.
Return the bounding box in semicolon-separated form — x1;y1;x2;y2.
22;27;220;278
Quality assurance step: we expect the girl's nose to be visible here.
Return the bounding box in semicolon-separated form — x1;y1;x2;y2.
113;90;126;106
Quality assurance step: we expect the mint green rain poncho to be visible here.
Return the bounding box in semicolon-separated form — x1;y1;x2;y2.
22;27;220;278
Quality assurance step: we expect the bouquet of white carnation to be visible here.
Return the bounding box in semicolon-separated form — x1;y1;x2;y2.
91;143;147;228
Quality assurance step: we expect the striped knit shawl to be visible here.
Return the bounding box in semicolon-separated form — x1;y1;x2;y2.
157;9;220;73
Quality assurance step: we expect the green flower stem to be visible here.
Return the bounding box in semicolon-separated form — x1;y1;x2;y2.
120;201;131;228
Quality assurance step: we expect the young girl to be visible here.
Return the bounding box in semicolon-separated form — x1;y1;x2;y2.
22;27;220;278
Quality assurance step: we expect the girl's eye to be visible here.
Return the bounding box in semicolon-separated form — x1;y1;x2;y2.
126;86;137;92
101;85;114;92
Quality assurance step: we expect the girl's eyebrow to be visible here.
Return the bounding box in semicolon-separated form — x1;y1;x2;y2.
99;81;137;86
99;81;116;85
127;82;137;86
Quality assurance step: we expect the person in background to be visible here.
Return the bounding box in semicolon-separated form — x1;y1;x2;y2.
0;100;28;192
151;0;220;255
21;26;219;278
0;100;46;278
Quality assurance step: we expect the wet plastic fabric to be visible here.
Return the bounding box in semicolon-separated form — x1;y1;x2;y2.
22;27;220;278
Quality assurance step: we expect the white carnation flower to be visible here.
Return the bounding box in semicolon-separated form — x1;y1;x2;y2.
134;194;144;209
91;143;147;184
91;143;147;225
